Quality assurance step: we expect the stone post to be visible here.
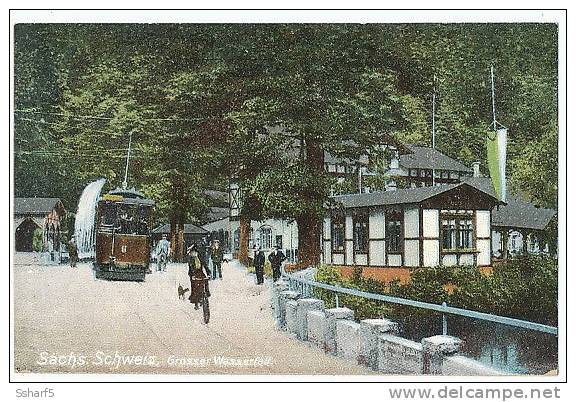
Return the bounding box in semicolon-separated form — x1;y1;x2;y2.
421;335;462;375
285;300;299;335
296;298;324;340
336;319;361;360
278;290;300;329
325;307;354;355
272;280;289;322
307;310;328;351
358;319;399;370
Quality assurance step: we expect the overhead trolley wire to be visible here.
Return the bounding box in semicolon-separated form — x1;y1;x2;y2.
14;109;207;123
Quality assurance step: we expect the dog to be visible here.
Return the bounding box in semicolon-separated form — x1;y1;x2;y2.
178;284;190;300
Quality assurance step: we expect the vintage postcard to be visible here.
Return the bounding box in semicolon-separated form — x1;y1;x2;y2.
9;9;566;386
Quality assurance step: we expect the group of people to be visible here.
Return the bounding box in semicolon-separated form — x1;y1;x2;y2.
155;235;224;280
253;246;286;284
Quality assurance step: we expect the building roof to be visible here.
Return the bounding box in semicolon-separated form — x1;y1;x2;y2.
151;223;208;235
464;177;556;231
202;216;230;232
331;182;497;209
203;189;228;207
14;197;64;215
399;145;473;173
206;207;229;222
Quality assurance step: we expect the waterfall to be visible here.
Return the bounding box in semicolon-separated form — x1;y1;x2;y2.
74;178;106;259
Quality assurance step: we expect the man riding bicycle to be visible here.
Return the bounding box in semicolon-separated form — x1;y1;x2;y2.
156;234;170;272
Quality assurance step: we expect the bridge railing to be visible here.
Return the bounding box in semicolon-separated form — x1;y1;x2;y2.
281;270;558;336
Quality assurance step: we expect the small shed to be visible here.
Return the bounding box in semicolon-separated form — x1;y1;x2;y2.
14;197;66;252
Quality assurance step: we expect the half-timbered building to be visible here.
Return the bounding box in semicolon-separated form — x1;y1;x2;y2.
323;182;501;268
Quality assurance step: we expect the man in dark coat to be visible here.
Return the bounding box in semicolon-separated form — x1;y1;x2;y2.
196;237;211;279
211;240;224;280
253;247;265;285
268;246;286;282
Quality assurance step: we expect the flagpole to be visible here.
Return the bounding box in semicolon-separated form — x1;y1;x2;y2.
491;65;497;130
432;75;436;186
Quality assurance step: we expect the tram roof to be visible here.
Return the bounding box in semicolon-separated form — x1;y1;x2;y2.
101;187;155;206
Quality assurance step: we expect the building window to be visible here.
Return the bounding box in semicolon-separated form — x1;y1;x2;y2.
441;213;474;250
260;227;272;250
353;212;369;253
386;212;402;253
410;169;418;177
331;215;345;252
249;227;255;249
276;235;283;249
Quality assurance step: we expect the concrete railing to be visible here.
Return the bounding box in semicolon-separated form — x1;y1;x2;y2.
272;279;505;376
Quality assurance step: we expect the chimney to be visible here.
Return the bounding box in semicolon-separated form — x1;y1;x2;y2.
472;161;481;178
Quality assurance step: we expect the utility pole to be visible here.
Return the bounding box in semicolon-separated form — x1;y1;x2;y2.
122;130;134;190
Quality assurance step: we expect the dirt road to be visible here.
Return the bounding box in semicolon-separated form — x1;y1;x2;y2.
13;257;371;375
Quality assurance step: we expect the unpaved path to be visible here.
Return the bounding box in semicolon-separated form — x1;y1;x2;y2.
13;257;371;375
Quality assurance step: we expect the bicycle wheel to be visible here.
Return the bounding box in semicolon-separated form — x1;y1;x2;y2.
202;293;210;324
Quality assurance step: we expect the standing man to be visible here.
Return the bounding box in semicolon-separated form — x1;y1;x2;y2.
254;247;265;285
268;246;286;282
67;237;78;268
211;240;224;280
156;234;170;272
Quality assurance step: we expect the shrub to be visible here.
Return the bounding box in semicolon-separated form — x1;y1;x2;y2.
314;265;391;320
32;228;44;252
247;260;273;278
313;256;558;325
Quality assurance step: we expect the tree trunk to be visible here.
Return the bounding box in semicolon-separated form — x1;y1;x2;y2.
296;138;324;268
296;212;321;268
176;227;184;262
238;215;251;266
176;211;185;262
169;214;177;260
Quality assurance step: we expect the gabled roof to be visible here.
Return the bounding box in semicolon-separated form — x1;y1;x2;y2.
152;223;208;235
464;177;556;231
14;198;65;215
206;207;229;222
399;145;473;173
203;189;228;206
331;182;497;209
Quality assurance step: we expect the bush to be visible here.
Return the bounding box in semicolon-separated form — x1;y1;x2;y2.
314;256;558;325
314;265;391;320
32;228;44;252
247;260;273;278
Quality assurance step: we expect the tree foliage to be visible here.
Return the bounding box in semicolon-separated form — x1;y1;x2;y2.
14;23;559;258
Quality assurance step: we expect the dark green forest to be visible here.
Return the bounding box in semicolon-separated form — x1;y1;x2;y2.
14;24;558;265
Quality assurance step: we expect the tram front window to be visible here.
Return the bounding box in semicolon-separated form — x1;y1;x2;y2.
101;203;117;226
117;204;138;234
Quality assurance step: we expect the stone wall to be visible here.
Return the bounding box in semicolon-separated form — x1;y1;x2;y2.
271;279;506;376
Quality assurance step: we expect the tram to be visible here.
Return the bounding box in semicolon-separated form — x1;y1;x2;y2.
94;187;155;281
